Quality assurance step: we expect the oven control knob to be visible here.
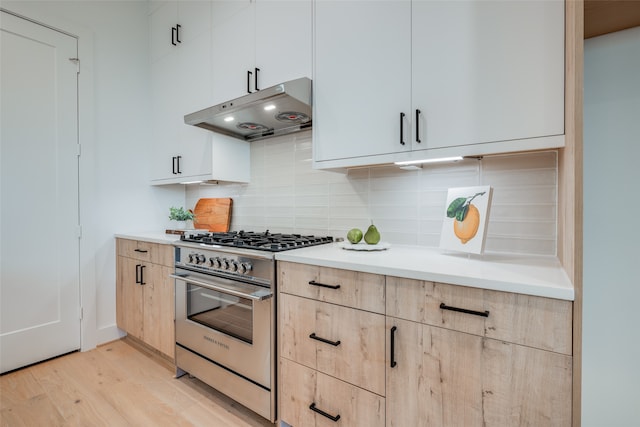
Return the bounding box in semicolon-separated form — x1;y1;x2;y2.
221;259;230;270
188;254;195;263
212;257;222;269
229;261;239;272
196;254;206;264
238;262;252;274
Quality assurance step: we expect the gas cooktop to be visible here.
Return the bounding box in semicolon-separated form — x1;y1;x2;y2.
179;230;333;252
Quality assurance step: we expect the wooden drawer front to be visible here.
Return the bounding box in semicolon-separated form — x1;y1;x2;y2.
280;293;386;395
117;238;173;266
280;358;385;427
386;276;572;354
279;261;385;313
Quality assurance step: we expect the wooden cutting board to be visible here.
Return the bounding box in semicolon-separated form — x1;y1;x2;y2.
192;198;232;232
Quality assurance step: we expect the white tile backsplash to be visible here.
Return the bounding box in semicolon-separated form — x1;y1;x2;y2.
186;134;558;256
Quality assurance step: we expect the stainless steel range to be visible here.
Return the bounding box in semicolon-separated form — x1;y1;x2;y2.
172;230;333;422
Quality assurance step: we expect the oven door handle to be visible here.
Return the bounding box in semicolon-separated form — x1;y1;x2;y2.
170;274;273;301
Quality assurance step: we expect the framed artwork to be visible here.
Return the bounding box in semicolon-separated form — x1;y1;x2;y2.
439;186;493;254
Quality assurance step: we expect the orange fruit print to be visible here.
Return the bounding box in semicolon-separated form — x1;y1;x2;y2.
453;203;480;244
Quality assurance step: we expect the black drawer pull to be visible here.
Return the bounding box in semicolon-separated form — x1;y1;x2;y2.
309;403;340;422
399;112;406;145
308;280;340;290
439;302;489;318
390;326;397;368
309;333;340;347
134;249;148;253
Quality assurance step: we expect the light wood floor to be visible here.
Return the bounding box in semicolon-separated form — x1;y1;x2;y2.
0;339;275;427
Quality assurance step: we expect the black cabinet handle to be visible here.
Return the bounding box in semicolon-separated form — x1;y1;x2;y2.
400;112;406;145
390;326;397;368
171;155;182;174
254;67;260;91
134;249;148;254
308;280;340;290
139;265;146;285
309;333;341;347
247;70;253;93
135;264;141;284
439;302;489;318
309;403;340;422
416;109;421;143
171;25;182;46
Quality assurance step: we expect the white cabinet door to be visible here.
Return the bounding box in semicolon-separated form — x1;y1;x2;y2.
313;0;412;164
411;0;565;151
211;0;255;105
255;0;312;90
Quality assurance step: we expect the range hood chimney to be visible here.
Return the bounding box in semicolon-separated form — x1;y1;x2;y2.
184;77;312;142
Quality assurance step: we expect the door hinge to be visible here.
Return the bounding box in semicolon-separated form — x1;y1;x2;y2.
69;57;80;74
77;144;81;157
80;307;84;320
77;225;82;238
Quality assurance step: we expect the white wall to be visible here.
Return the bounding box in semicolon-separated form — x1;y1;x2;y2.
1;1;184;348
583;26;640;425
187;131;558;256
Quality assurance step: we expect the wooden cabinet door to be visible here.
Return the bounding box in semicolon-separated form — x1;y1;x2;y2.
411;0;564;151
116;256;144;341
142;264;175;359
481;339;572;426
386;317;483;427
313;0;411;163
386;317;572;426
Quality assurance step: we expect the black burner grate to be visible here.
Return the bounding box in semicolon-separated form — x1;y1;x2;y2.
180;230;333;252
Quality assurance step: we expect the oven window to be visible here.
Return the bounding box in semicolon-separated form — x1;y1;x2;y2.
186;284;253;344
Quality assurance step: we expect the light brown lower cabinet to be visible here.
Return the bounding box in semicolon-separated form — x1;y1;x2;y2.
278;262;573;427
280;358;385;427
386;317;572;427
116;238;174;359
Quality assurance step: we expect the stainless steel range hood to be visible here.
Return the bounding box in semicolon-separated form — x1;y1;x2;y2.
184;77;312;142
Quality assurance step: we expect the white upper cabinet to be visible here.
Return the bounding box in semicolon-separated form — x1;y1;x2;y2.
410;0;565;153
255;0;312;89
150;1;250;185
313;1;412;163
211;0;312;105
211;1;255;105
313;0;565;170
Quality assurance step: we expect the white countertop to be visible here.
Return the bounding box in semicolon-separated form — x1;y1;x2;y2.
115;232;574;301
275;242;574;301
115;231;182;245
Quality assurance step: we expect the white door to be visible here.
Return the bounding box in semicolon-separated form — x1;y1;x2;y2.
0;10;81;373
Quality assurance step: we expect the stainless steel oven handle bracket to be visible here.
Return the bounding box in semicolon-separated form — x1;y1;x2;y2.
170;274;273;301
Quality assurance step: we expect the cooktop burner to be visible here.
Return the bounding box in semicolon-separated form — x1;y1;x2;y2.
180;230;333;252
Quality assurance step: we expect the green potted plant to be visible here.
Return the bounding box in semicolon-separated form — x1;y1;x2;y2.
169;206;195;229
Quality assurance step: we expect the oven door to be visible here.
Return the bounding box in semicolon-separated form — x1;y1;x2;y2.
173;269;273;388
